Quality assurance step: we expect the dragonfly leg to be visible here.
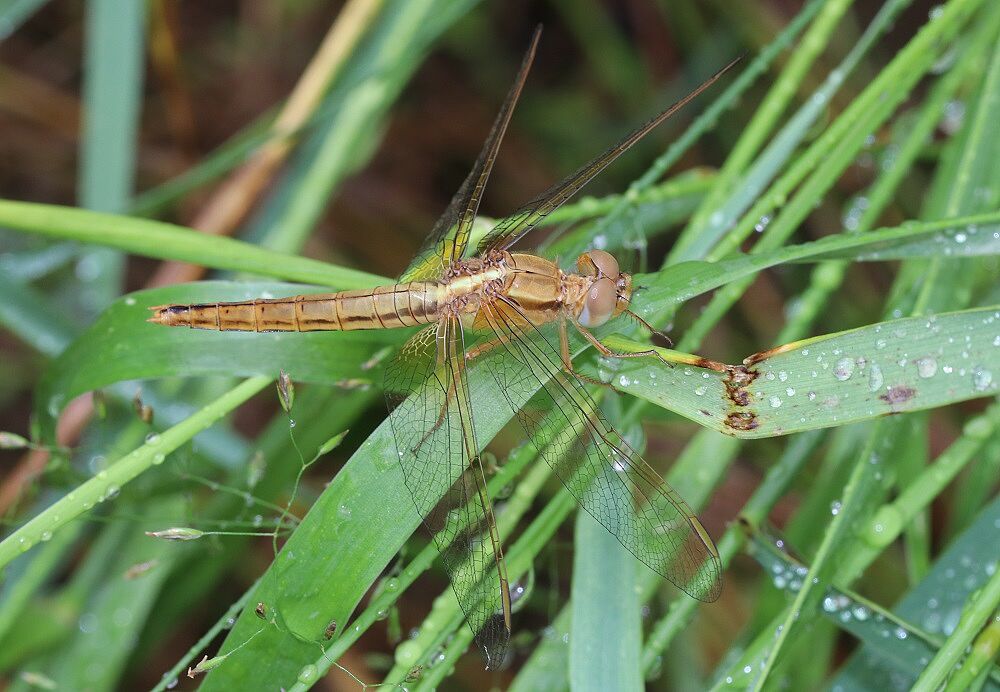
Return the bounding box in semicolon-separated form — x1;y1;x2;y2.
623;308;674;348
556;320;619;388
572;321;674;370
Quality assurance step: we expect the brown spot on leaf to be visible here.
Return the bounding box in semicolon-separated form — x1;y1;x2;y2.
743;342;798;367
879;385;916;405
725;411;759;431
723;365;758;407
690;356;728;372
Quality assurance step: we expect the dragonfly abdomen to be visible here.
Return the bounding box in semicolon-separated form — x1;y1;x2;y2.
148;282;445;332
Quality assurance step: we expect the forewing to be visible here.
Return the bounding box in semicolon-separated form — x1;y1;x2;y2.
399;28;541;282
384;320;511;668
481;299;721;601
476;56;742;255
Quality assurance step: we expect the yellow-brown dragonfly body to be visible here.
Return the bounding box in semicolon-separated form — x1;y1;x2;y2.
149;249;631;336
150;27;737;669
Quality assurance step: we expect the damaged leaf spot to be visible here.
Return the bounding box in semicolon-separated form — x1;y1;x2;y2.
725;411;759;431
879;385;916;406
724;365;758;408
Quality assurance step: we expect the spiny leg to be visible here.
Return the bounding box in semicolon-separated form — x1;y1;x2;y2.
556;319;623;388
573;321;674;369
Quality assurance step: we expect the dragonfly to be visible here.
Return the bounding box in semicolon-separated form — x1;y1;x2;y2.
150;28;737;669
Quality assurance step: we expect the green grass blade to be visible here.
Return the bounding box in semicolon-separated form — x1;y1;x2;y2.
0;377;269;572
32;282;399;441
0;0;48;41
76;0;145;311
42;498;182;690
249;0;479;255
832;496;1000;690
673;0;906;261
0;201;384;288
0;274;77;355
606;306;1000;438
570;512;642;692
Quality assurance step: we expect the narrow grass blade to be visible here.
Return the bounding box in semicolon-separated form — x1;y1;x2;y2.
76;0;145;311
0;201;384;289
0;377;269;571
571;511;642;692
832;497;1000;690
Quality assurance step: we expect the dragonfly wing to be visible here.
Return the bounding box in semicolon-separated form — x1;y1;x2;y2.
385;320;511;669
480;299;721;601
399;28;541;282
476;56;741;256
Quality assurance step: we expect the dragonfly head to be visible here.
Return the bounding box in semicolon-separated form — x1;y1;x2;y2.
576;250;632;327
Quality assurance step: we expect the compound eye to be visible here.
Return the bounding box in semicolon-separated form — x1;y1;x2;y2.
579;278;617;327
578;249;619;278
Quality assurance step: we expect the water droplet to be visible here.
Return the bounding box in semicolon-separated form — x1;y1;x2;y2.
833;358;855;381
40;530;52;542
694;385;707;396
18;536;33;552
338;504;352;519
78;612;99;633
144;432;161;445
151;452;166;465
868;363;884;392
875;339;887;350
972;368;993;391
915;357;937;378
769;396;782;408
830;500;842;515
89;455;108;475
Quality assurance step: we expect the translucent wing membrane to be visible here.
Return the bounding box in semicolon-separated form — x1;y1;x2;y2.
399;27;542;282
481;300;722;601
477;56;742;255
384;320;511;669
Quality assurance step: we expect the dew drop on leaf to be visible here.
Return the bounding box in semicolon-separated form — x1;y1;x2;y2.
915;357;937;378
833;358;854;381
972;367;993;391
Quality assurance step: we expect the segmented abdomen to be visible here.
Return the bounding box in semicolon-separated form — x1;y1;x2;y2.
148;282;442;332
